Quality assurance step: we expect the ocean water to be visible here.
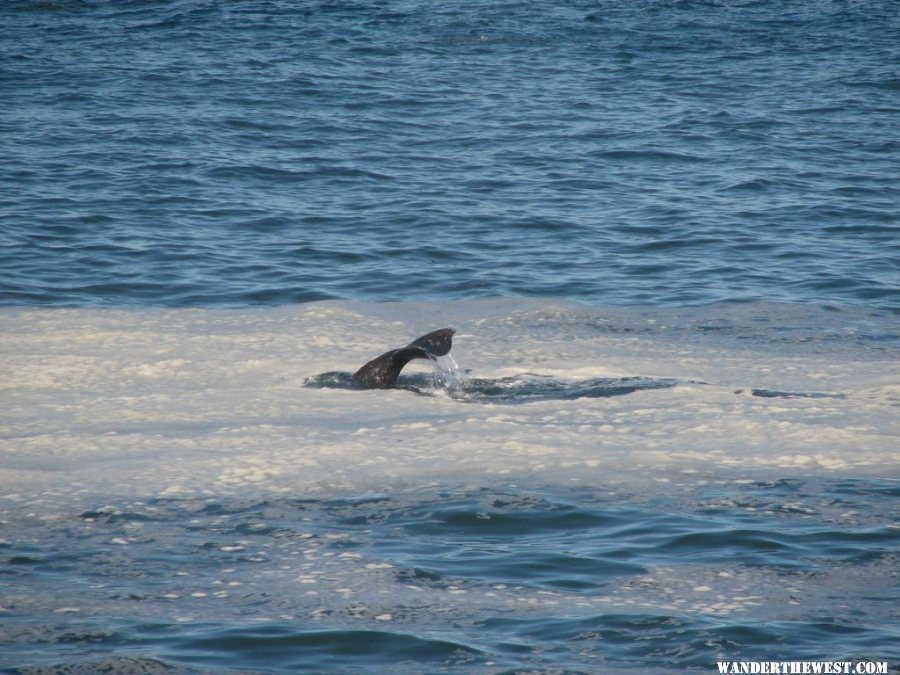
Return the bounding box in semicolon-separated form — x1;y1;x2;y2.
2;301;897;673
2;1;900;674
2;0;899;309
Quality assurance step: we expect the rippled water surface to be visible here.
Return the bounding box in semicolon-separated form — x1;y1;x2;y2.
2;1;899;672
2;0;899;309
1;300;898;673
3;480;898;673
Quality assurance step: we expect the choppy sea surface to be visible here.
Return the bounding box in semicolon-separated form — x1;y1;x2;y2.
2;478;898;673
2;1;899;673
2;0;899;310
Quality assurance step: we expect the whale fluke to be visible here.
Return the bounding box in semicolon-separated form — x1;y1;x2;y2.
352;327;455;387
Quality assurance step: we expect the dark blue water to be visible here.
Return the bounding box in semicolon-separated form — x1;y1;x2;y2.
2;480;898;673
2;0;898;310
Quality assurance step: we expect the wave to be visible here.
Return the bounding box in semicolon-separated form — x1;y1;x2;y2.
3;481;897;672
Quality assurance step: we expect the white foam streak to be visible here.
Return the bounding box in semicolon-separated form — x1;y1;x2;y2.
1;301;897;506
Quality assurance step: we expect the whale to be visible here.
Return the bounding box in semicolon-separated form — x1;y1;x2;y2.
352;328;455;387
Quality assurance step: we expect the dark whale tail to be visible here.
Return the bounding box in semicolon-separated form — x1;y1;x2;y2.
352;328;455;387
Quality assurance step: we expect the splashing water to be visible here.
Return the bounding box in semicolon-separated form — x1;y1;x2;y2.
432;353;465;394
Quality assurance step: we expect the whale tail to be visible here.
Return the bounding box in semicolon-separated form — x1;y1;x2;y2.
352;327;455;387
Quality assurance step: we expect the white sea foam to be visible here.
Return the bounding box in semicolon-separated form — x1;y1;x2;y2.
1;300;897;506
